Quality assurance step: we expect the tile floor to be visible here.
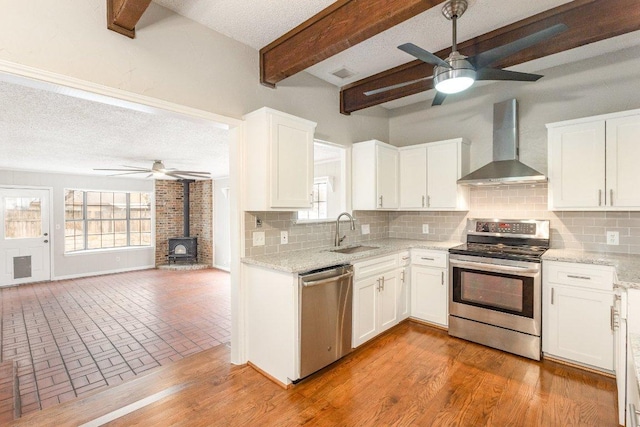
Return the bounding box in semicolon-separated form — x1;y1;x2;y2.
0;268;230;415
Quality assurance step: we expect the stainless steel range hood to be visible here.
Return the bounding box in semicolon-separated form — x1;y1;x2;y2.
457;99;547;186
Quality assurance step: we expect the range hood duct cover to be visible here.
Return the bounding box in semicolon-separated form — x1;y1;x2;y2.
457;99;547;185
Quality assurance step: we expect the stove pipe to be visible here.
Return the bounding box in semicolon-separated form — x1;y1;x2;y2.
182;179;194;237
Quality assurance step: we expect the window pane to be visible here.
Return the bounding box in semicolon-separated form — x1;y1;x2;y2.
130;233;141;246
64;190;152;252
4;197;42;239
141;233;151;246
114;193;127;219
114;233;127;247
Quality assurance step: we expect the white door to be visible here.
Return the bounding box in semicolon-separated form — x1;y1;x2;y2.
399;147;427;209
548;121;606;209
543;285;614;370
411;266;448;326
427;142;459;209
376;144;399;209
352;277;378;348
0;188;51;286
378;270;399;333
606;115;640;208
269;112;314;208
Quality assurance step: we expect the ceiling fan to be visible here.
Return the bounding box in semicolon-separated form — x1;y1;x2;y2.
94;160;211;180
365;0;568;106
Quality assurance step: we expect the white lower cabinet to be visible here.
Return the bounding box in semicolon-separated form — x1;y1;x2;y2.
398;251;411;321
410;249;448;327
352;255;400;348
542;261;615;371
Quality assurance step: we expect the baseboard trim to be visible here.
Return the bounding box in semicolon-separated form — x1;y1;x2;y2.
214;265;231;272
52;265;155;281
247;362;292;390
542;354;615;378
409;317;448;331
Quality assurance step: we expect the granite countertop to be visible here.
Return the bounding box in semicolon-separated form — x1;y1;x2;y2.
241;238;461;274
542;249;640;289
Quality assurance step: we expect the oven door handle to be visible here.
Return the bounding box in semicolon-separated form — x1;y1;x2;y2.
449;259;540;274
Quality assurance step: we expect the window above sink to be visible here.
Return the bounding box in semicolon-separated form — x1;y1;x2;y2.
297;140;349;223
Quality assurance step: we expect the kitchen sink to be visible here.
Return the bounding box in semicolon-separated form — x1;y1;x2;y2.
330;245;379;254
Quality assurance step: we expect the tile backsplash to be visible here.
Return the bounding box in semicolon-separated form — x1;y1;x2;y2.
244;211;389;257
244;183;640;256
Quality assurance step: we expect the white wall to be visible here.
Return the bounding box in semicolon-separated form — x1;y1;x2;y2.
0;169;154;279
214;178;230;271
0;1;389;146
389;44;640;174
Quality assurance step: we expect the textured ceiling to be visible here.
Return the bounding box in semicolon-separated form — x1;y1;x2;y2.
0;81;230;179
152;0;640;110
152;0;335;49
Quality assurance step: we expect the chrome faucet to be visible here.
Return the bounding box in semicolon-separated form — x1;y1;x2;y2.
334;212;356;247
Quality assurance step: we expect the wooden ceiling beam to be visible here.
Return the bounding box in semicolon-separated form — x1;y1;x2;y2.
107;0;152;38
259;0;448;88
340;0;640;115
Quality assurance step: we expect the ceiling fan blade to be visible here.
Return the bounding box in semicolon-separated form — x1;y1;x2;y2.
398;43;450;68
93;168;150;172
476;68;543;82
165;172;210;179
106;171;151;176
432;91;447;106
171;170;211;175
470;23;568;70
120;165;153;170
364;76;433;96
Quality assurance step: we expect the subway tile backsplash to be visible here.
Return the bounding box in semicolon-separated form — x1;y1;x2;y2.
244;184;640;256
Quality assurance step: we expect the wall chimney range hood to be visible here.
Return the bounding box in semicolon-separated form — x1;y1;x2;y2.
457;99;547;186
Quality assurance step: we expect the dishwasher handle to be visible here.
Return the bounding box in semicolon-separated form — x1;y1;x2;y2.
302;271;354;287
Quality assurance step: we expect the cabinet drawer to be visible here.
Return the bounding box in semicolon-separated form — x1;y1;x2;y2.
399;251;411;267
353;254;398;279
411;250;447;268
544;261;614;291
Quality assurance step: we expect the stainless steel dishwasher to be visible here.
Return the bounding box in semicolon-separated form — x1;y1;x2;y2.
298;264;354;379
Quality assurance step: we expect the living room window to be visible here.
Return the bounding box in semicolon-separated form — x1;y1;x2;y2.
64;189;152;252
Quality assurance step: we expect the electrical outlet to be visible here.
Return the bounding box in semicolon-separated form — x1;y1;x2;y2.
255;217;263;228
422;224;429;234
607;231;619;245
253;231;265;246
361;224;370;235
280;230;288;244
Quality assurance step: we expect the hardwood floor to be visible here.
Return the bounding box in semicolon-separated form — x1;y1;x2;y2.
11;322;618;426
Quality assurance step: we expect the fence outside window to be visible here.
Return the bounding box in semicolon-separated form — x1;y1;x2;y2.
64;189;152;252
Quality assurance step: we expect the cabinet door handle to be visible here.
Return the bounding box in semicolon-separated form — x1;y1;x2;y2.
310;192;314;205
551;288;554;305
567;274;591;280
611;305;615;331
441;271;444;285
422;195;425;207
376;277;381;292
421;257;435;261
610;189;614;206
598;189;602;206
401;270;405;283
427;195;431;207
381;276;385;291
402;256;410;260
379;195;383;208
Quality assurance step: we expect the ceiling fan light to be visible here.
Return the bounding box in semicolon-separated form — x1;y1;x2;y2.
434;68;476;94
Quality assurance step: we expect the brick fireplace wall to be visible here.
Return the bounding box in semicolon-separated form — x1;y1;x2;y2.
155;180;213;266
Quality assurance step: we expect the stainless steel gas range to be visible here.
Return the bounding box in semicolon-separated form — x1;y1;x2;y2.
448;218;550;360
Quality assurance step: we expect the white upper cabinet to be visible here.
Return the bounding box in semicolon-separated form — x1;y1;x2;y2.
352;140;399;210
605;115;640;208
399;138;470;210
547;110;640;210
243;107;316;211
